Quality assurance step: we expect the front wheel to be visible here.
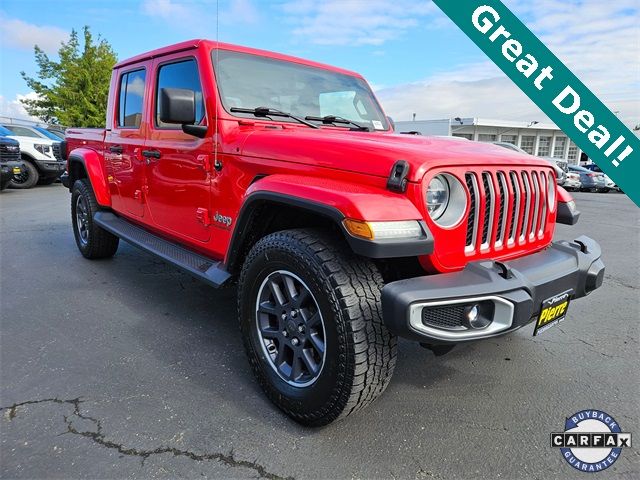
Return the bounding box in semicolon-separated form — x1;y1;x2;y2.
71;179;119;259
9;160;38;189
238;229;397;426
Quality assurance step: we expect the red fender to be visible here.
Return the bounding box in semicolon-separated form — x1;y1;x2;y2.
68;148;111;207
244;174;423;221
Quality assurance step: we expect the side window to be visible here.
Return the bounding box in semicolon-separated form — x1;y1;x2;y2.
156;59;204;128
6;126;40;137
117;69;146;128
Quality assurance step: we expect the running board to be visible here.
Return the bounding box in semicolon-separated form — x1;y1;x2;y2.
93;211;231;288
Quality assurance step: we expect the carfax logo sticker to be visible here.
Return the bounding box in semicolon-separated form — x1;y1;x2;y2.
551;410;632;472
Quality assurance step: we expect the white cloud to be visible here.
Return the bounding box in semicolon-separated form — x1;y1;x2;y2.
0;16;69;55
377;0;640;130
141;0;191;21
282;0;436;46
0;93;42;122
226;0;259;24
140;0;259;27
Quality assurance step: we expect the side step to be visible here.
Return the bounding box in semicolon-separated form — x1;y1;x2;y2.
94;211;231;288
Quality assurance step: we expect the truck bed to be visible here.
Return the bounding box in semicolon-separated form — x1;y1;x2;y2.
65;128;106;156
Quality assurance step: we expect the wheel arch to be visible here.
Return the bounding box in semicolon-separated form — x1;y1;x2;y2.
224;174;433;274
67;148;111;207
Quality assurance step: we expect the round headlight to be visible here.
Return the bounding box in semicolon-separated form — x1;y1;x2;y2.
426;175;450;220
426;173;467;227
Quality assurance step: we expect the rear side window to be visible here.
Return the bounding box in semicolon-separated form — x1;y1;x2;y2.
5;125;40;137
155;59;204;128
117;69;146;128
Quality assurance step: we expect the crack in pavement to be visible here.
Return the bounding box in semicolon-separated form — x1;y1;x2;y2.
604;274;639;291
1;398;292;480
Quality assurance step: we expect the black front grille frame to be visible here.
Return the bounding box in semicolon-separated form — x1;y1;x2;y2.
52;142;62;161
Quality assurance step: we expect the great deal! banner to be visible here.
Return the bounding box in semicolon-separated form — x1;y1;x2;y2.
432;0;640;207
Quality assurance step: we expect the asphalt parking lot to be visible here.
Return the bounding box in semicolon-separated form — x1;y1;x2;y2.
1;185;638;479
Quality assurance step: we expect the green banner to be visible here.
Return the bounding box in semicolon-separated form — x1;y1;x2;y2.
432;0;639;207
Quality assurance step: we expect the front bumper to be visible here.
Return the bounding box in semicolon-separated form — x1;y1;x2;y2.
382;236;604;344
35;159;66;176
1;161;23;179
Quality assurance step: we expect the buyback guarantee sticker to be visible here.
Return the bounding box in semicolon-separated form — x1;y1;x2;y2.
551;410;632;472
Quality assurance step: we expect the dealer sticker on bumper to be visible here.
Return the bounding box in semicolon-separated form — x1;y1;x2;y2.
533;290;572;336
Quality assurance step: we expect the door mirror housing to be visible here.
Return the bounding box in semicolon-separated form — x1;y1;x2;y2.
160;88;196;124
159;88;208;138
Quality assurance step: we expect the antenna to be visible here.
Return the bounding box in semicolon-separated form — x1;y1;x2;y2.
213;0;220;171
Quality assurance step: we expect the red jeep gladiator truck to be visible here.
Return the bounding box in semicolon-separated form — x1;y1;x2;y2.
63;39;604;426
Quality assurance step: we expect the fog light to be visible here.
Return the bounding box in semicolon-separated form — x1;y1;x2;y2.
463;303;492;329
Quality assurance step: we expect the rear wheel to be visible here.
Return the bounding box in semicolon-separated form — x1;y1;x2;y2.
9;160;38;189
71;179;119;259
238;228;397;426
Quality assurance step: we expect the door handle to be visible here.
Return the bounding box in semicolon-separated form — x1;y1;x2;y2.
109;145;123;154
142;150;161;159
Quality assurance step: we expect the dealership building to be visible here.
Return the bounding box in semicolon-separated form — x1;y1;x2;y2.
394;118;585;164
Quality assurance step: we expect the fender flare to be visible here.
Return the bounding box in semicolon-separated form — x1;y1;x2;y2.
68;148;111;207
225;174;433;270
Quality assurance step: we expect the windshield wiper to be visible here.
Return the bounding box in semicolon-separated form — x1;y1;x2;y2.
305;115;371;132
230;107;319;129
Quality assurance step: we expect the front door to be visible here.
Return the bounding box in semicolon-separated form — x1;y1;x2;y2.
144;55;212;242
105;65;149;217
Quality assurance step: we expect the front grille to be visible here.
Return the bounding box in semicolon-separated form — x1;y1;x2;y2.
422;305;466;330
465;169;550;252
0;144;21;163
52;142;62;161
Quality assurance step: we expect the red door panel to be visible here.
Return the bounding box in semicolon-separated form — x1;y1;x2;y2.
105;64;150;218
144;54;212;243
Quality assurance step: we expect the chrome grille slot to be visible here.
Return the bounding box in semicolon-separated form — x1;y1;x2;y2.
465;173;479;252
480;172;494;249
530;172;540;239
519;172;531;242
539;172;547;236
496;172;508;247
508;172;520;245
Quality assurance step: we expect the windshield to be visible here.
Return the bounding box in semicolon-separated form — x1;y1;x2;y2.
0;126;13;136
213;50;389;131
33;126;63;141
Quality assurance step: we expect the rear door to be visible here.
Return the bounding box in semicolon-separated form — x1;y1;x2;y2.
105;64;149;217
144;54;212;242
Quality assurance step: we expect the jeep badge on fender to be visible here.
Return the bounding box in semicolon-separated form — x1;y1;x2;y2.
62;39;605;426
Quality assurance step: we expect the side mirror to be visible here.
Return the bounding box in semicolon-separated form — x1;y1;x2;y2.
159;88;208;138
159;88;196;124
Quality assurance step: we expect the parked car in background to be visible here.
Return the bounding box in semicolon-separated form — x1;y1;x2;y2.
584;163;618;192
1;124;65;189
563;171;582;191
32;125;65;141
491;142;566;184
568;165;606;192
46;125;66;139
0;135;23;191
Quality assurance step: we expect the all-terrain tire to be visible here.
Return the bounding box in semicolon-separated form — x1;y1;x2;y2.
9;160;38;189
71;179;119;259
238;228;397;427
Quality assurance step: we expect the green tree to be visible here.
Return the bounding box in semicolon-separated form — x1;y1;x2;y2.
21;26;117;127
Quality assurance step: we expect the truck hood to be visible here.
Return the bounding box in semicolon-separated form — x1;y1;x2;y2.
239;128;552;182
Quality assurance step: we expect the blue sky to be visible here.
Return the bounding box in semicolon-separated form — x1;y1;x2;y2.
1;0;638;128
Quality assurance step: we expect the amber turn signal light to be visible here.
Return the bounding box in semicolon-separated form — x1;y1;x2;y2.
343;219;375;240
